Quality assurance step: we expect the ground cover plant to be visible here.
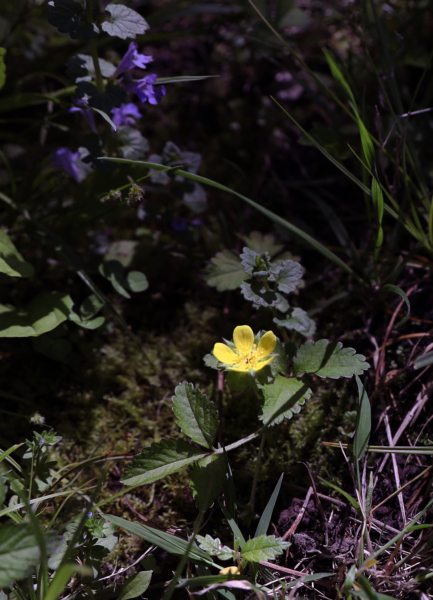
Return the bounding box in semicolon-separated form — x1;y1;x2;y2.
1;0;433;599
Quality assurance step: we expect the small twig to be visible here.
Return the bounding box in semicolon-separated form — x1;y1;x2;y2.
282;487;313;541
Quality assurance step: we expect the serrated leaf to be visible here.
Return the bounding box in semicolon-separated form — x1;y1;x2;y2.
0;229;34;278
190;454;226;511
196;535;235;561
240;247;273;277
47;0;99;40
205;250;247;291
118;571;152;600
121;438;208;486
125;271;148;293
293;339;370;379
0;292;73;338
102;4;149;39
0;523;60;588
76;82;126;112
239;231;283;257
240;280;278;308
269;259;303;294
274;307;316;336
240;535;289;563
0;48;6;91
172;382;219;449
259;375;311;426
118;127;149;161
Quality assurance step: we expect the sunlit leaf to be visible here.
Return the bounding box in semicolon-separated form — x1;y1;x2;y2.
205;250;247;291
293;339;370;379
117;572;152;600
259;375;311;425
102;4;149;39
172;382;219;449
240;535;289;563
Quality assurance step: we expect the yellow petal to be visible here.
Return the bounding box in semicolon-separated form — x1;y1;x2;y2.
213;343;238;365
233;325;254;354
220;566;240;575
254;356;275;371
256;330;276;358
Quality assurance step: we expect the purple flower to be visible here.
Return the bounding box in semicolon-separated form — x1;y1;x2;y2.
69;98;97;134
127;74;166;105
111;103;142;128
115;42;153;77
51;148;88;183
171;217;188;232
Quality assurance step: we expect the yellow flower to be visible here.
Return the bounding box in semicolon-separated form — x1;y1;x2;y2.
219;566;241;575
213;325;276;373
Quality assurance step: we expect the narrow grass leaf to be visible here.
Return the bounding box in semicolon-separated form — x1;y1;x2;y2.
414;350;433;370
318;477;361;512
381;284;411;328
357;116;375;170
45;564;92;600
0;443;24;464
218;500;246;547
323;50;356;106
254;473;283;538
172;382;219;449
353;376;371;461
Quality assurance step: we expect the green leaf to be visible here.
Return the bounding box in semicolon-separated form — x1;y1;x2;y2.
118;127;149;160
270;259;303;293
274;307;316;336
190;454;226;511
155;75;219;84
0;48;5;91
69;312;105;330
172;382;219;449
99;260;130;299
240;280;278;308
91;106;117;131
47;0;99;40
101;4;149;39
45;563;92;600
269;338;288;376
353;375;371;461
293;339;370;379
318;477;360;512
0;229;34;278
0;473;6;505
259;376;311;426
381;284;410;328
239;231;284;257
80;294;104;320
117;571;152;600
205;250;247;291
103;515;217;566
125;271;149;293
240;535;289;563
121;438;208;486
240;247;273;277
196;534;235;561
203;352;220;370
0;523;60;588
254;473;283;538
0;292;73;338
414;350;433;370
76;82;126;112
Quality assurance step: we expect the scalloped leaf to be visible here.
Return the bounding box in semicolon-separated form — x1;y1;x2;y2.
240;280;278;308
259;375;311;425
205;250;248;291
121;438;208;486
0;229;34;278
102;4;149;39
293;339;370;379
240;247;273;277
240;535;290;563
239;231;284;258
48;0;99;40
190;454;226;511
196;534;235;561
274;307;316;337
269;259;303;294
172;382;219;449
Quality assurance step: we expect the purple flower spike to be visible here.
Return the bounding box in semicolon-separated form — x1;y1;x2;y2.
127;74;166;105
111;103;142;128
69;98;97;134
51;148;87;183
115;42;153;77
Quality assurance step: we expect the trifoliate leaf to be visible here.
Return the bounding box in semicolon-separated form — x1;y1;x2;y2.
239;231;284;258
48;0;99;40
240;535;290;563
259;375;311;425
269;259;303;294
0;523;60;588
0;229;34;278
118;127;149;160
225;371;251;392
67;54;116;83
190;454;226;511
274;307;316;337
121;438;208;486
102;4;150;40
125;271;149;293
182;182;208;213
196;535;235;561
293;339;370;379
240;247;273;277
172;382;219;449
205;250;248;292
240;280;278;308
76;82;126;112
117;572;152;600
